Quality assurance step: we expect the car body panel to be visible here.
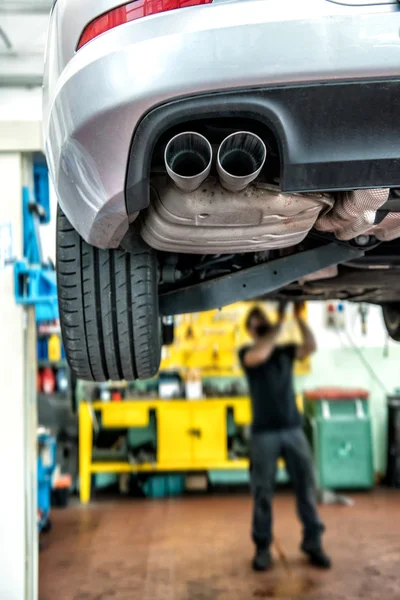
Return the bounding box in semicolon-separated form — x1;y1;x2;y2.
43;0;400;248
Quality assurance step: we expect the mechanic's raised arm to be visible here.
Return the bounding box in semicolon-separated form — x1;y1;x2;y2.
242;326;281;368
294;304;317;360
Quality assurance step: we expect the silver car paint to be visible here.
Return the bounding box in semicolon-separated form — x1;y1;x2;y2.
43;0;400;248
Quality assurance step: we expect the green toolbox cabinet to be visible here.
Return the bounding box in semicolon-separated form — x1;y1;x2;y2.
305;389;374;490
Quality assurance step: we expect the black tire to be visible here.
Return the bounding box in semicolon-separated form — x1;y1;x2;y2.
382;303;400;342
57;208;161;381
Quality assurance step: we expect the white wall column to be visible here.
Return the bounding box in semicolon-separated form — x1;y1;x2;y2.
0;152;27;600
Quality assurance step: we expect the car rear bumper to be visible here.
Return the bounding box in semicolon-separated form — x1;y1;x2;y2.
44;0;400;248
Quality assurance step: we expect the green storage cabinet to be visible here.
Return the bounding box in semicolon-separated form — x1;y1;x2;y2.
305;389;374;490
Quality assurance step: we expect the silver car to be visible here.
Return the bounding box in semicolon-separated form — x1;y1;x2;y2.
44;0;400;381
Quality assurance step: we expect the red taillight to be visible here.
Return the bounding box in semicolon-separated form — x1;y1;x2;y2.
77;0;212;50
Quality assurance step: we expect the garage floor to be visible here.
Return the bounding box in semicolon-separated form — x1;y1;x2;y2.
39;490;400;600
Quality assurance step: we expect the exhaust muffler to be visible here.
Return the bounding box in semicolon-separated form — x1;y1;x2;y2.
217;131;266;192
164;131;212;192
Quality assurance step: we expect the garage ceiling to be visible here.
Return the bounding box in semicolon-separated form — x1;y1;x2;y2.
0;0;52;86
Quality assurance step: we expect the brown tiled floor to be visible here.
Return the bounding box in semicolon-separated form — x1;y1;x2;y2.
39;490;400;600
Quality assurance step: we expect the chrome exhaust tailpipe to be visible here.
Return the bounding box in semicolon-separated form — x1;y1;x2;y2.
164;132;212;192
217;131;266;192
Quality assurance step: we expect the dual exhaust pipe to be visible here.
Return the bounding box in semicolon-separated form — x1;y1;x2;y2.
164;131;266;193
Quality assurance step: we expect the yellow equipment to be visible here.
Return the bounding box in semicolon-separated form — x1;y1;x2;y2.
160;301;311;376
79;395;303;504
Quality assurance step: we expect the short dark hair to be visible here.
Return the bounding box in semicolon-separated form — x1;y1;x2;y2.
245;306;268;331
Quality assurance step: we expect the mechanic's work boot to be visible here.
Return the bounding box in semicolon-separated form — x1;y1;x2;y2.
301;541;331;569
252;544;272;571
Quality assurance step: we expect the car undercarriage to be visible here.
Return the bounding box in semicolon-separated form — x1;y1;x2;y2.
133;115;400;315
157;237;400;307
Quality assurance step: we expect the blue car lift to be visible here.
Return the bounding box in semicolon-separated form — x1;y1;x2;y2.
14;158;58;322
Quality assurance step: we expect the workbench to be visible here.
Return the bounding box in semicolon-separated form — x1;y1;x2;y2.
79;397;302;503
79;398;251;502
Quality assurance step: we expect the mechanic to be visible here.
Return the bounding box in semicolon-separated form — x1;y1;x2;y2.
239;303;331;571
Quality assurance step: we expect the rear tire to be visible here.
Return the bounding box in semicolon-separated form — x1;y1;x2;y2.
382;303;400;342
57;208;161;381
